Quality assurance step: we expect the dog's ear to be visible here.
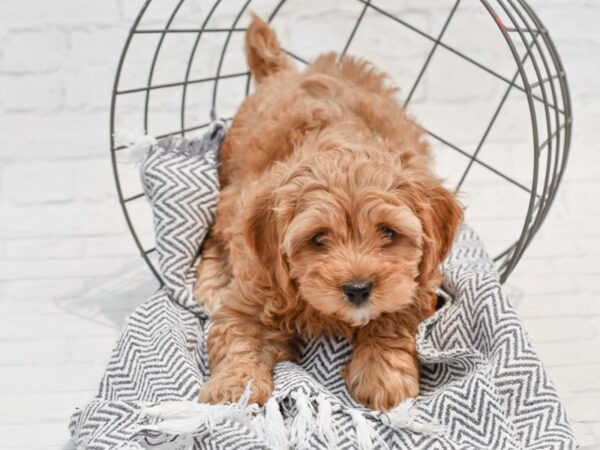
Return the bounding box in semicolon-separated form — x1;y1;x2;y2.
407;182;463;292
243;185;297;313
245;13;291;83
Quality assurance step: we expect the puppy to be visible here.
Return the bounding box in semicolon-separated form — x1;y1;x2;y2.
195;14;463;411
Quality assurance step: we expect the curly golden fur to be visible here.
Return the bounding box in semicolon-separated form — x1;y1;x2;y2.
194;14;463;411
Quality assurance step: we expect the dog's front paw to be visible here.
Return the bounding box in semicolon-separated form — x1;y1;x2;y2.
198;364;274;405
344;351;419;411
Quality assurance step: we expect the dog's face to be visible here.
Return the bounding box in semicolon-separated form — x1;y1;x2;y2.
244;143;462;328
283;174;423;327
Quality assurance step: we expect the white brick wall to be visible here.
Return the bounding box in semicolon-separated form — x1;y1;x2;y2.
1;0;599;448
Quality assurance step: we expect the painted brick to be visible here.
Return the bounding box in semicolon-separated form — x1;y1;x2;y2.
73;158;118;202
4;238;83;260
0;113;110;160
0;0;121;27
0;256;141;281
69;28;128;67
2;161;75;204
569;422;598;449
83;235;139;257
0;202;130;238
0;311;121;339
0;422;77;450
517;293;600;319
0;0;599;446
0;74;64;112
0;29;69;74
521;317;596;343
64;64;114;111
560;393;600;422
0;343;114;372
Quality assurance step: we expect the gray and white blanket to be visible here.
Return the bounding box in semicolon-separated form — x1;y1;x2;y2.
70;122;575;449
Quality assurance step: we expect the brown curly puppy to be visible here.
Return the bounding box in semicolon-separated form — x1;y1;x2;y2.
195;14;463;411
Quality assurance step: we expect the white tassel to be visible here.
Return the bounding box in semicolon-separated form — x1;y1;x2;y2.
403;421;447;435
385;398;446;436
348;409;388;450
113;128;157;164
249;405;268;442
141;402;247;434
263;397;289;449
141;381;255;435
316;395;339;450
384;398;415;427
289;392;317;450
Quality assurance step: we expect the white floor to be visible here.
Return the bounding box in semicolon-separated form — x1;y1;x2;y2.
1;0;599;449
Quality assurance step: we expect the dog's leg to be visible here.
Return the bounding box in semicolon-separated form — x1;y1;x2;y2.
245;13;291;83
194;236;231;315
199;301;294;405
344;313;419;411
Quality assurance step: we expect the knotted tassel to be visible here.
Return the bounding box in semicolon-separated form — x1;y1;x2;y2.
141;402;246;435
289;392;317;450
347;409;388;450
316;394;339;450
249;404;268;442
141;381;254;435
384;398;447;436
113;128;158;164
263;397;289;449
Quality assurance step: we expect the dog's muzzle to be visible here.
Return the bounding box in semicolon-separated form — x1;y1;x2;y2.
341;281;373;306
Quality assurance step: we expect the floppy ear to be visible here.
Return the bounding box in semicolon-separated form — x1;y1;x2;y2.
411;183;463;292
242;185;297;314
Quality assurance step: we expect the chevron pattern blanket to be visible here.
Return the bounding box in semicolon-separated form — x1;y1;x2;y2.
69;122;575;449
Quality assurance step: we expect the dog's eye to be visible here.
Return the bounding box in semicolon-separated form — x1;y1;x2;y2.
380;226;396;239
310;232;327;248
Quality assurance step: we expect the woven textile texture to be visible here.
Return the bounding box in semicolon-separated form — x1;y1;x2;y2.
69;123;575;449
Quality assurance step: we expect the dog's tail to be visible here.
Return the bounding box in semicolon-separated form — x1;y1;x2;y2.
246;13;291;83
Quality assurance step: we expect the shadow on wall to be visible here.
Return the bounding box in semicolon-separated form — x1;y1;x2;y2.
62;438;76;450
55;262;158;449
53;261;158;331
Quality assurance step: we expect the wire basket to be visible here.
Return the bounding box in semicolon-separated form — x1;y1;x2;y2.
110;0;572;284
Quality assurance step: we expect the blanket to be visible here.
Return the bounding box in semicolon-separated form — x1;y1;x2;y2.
70;121;575;449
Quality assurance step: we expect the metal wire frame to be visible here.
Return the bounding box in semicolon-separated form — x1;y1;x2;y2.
110;0;572;285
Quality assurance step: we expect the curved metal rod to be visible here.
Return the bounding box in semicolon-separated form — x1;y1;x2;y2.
498;2;552;276
143;0;186;133
516;1;573;248
180;0;223;136
110;0;163;283
505;3;556;209
404;0;461;107
495;0;555;280
110;0;573;284
356;0;563;114
502;0;565;274
480;0;540;283
211;0;253;112
524;3;573;231
455;36;539;193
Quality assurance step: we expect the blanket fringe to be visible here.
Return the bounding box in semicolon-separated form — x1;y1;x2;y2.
316;394;340;449
140;382;253;435
385;399;447;436
140;386;445;449
348;409;388;450
141;402;247;435
289;392;317;450
113;128;157;164
263;396;289;449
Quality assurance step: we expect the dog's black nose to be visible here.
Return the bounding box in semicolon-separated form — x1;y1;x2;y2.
342;281;373;306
